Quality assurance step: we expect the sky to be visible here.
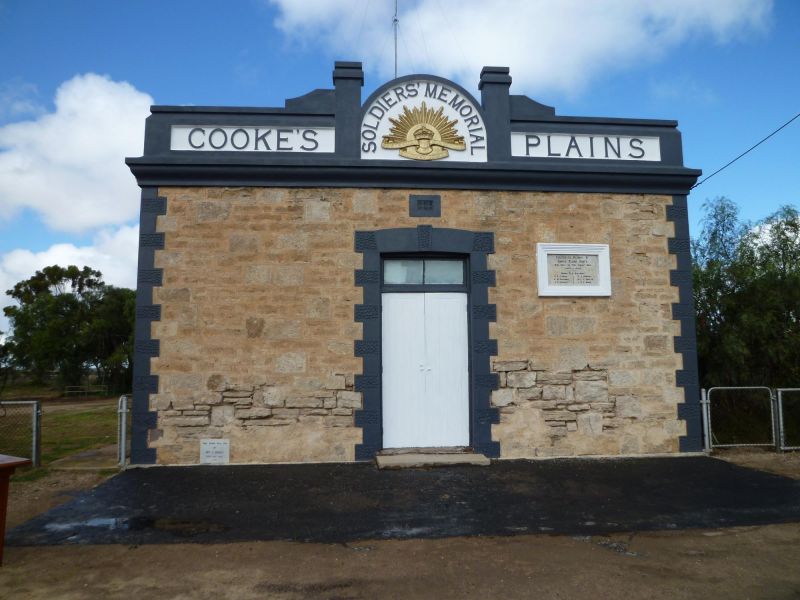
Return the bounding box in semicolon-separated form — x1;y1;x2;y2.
0;0;798;333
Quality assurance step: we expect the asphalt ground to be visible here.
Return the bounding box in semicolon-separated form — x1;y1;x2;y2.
7;456;800;546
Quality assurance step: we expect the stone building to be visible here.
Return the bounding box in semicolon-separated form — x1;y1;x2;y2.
125;61;701;465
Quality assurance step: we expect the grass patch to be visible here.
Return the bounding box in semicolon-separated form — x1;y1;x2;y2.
41;404;118;464
0;380;61;399
2;402;119;481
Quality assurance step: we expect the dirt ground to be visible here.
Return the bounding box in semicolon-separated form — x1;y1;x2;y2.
7;471;112;529
2;524;800;599
2;451;800;599
714;447;800;480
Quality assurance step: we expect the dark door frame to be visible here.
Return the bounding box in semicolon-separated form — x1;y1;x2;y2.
353;225;500;460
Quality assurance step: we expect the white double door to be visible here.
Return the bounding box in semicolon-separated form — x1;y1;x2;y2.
382;292;470;448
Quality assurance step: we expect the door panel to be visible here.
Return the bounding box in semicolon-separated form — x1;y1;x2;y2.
382;292;469;448
424;293;470;446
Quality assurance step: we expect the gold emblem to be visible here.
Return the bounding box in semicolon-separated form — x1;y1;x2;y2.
381;101;466;160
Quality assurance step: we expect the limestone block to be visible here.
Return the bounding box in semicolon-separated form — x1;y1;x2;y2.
575;380;609;404
332;408;353;416
264;320;301;340
543;410;577;422
272;266;304;286
324;374;347;390
157;288;191;303
165;416;210;427
352;193;377;214
491;389;514;407
277;232;309;250
256;387;285;407
519;387;543;401
609;370;638;387
620;434;640;454
545;316;569;336
566;422;578;432
229;233;259;253
306;297;331;319
616;396;642;418
246;317;265;338
644;335;668;353
222;389;253;399
577;412;603;436
271;408;300;419
493;360;528;372
300;409;329;416
506;371;537;389
286;397;323;408
196;201;230;222
538;372;573;385
206;374;228;392
572;369;607;381
235;407;272;420
567;403;591;412
528;400;557;410
211;405;236;426
304;198;330;222
542;385;566;401
276;352;306;373
337;391;362;409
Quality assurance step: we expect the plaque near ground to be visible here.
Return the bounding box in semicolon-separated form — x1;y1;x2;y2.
200;439;230;464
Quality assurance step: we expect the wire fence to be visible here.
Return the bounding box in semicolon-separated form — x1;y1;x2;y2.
0;400;41;466
702;387;800;452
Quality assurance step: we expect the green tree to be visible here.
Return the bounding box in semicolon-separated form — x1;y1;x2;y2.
3;265;135;392
693;198;800;387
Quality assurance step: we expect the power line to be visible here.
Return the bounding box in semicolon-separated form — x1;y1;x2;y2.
692;111;800;189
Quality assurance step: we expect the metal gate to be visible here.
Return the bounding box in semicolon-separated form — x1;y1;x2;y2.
701;387;800;452
776;389;800;451
0;400;42;466
702;387;776;450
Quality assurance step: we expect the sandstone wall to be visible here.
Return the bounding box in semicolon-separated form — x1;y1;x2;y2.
147;187;684;463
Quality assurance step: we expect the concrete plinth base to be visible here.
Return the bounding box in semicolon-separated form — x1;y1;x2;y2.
375;451;491;469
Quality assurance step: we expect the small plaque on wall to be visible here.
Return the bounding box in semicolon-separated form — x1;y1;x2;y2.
537;243;611;296
200;439;230;464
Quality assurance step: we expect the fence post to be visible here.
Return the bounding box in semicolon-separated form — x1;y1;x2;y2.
117;395;128;467
702;388;708;451
31;400;42;467
776;390;785;452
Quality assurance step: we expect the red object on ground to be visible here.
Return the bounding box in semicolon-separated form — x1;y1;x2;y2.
0;455;31;566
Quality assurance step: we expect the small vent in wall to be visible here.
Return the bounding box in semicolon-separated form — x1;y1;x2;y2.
409;194;441;217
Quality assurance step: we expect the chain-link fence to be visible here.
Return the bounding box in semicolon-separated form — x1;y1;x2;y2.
0;400;41;466
701;387;800;452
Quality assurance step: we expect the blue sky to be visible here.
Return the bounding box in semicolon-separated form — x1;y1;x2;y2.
0;0;797;311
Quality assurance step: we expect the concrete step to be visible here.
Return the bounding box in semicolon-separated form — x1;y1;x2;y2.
375;452;490;469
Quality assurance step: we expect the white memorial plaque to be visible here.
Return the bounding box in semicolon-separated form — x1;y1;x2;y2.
200;439;230;464
537;243;611;297
547;254;599;287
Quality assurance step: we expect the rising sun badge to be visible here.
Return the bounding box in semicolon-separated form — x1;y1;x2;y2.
381;102;466;160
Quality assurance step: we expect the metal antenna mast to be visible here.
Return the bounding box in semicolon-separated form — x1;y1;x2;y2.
393;0;398;78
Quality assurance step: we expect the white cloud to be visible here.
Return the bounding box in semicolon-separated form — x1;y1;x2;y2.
0;74;152;233
0;225;139;336
0;79;44;121
270;0;772;95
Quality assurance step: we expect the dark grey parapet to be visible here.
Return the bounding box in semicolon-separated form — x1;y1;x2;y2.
127;61;700;195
